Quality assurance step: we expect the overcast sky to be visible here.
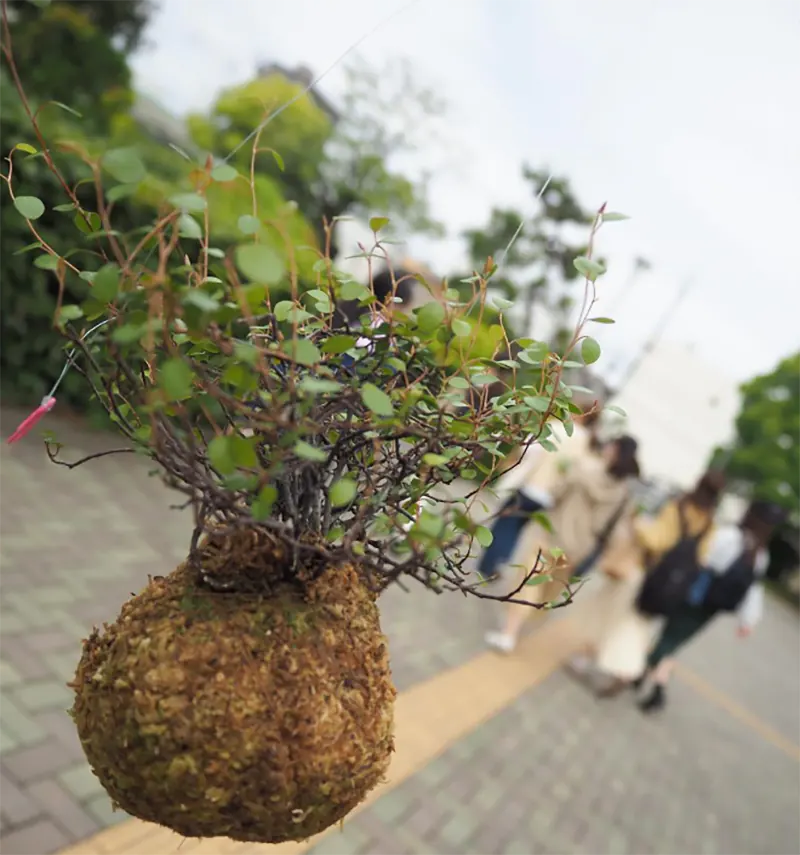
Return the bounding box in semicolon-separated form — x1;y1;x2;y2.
130;0;800;384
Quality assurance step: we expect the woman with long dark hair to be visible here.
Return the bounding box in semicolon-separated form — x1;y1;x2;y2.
635;498;785;712
486;434;640;653
567;469;727;692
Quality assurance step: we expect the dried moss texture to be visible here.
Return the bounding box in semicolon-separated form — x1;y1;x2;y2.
70;548;395;844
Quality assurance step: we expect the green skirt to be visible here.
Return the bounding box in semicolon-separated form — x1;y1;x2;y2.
647;603;716;668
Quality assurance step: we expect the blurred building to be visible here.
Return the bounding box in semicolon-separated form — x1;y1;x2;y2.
255;62;340;123
604;340;740;491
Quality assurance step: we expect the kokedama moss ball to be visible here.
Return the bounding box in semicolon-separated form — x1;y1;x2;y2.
69;536;395;844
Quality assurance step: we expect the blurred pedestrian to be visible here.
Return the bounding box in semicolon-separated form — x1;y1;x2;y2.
486;434;640;654
566;470;726;692
476;399;603;585
636;499;785;713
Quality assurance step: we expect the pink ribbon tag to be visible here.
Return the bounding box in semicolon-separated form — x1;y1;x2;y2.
7;396;56;445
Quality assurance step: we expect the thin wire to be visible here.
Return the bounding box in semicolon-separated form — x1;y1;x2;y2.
222;0;421;164
42;0;548;403
46;318;111;400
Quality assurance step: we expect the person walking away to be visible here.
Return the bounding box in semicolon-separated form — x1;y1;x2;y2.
485;435;640;653
476;403;603;584
566;469;726;690
636;499;784;713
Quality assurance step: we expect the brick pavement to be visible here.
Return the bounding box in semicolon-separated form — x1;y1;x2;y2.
2;407;799;854
0;408;498;853
305;661;800;855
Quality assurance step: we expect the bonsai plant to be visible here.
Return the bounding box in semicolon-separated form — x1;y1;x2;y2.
2;11;623;845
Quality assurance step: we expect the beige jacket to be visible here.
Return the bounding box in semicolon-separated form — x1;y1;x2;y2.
547;454;634;568
496;421;594;502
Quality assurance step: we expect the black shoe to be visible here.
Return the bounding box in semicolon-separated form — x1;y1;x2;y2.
630;672;647;691
638;684;666;713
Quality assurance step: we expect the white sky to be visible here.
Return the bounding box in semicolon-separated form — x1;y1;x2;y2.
130;0;800;384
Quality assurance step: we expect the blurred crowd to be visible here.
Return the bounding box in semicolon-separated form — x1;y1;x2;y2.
476;395;786;714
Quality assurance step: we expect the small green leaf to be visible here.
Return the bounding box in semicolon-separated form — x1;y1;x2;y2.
601;212;630;222
606;404;627;417
581;336;602;365
451;319;472;338
491;297;514;311
15;143;37;155
299;378;342;394
361;383;394;417
103;148;146;184
237;214;261;235
53;203;75;212
448;376;470;389
182;290;221;313
573;256;606;281
423;453;449;467
211;164;238;182
475;526;493;548
33;253;59;270
321;335;357;354
525;574;553;587
369;216;390;232
233;342;259;364
178;213;203;240
235;244;285;285
416;301;445;333
294;440;327;462
169;192;207;213
523;396;551;413
50;101;82;117
471;374;496;387
93;263;121;303
112;323;146;344
57;304;83;324
106;183;139;203
271;150;285;171
14;196;45;220
230;435;258;468
589;316;615;324
329;478;357;508
340;280;371;301
208;436;235;475
288;339;321;366
252;485;278;520
73;211;101;235
160;358;193;401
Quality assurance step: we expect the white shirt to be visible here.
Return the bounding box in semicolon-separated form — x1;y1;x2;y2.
703;525;769;629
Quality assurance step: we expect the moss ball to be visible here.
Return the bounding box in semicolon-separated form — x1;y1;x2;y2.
70;555;395;844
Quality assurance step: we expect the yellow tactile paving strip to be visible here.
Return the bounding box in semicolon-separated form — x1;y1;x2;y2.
58;616;580;855
58;611;800;855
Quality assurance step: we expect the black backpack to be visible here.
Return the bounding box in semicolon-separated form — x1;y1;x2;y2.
635;503;711;617
703;549;757;613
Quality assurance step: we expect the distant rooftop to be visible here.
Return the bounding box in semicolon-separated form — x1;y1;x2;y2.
256;62;340;123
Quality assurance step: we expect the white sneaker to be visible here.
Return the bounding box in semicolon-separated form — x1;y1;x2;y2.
485;631;517;654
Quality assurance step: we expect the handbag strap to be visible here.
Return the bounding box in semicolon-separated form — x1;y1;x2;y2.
594;496;630;553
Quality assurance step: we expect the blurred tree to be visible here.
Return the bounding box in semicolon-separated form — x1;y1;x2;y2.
459;167;596;348
8;0;152;51
1;0;316;411
187;57;444;252
711;353;800;515
4;0;153;130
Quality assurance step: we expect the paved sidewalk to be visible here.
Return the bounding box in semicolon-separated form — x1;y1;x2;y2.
2;408;799;854
0;408;497;853
306;662;800;855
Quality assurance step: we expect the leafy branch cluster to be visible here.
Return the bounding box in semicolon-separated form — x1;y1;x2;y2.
2;2;625;607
